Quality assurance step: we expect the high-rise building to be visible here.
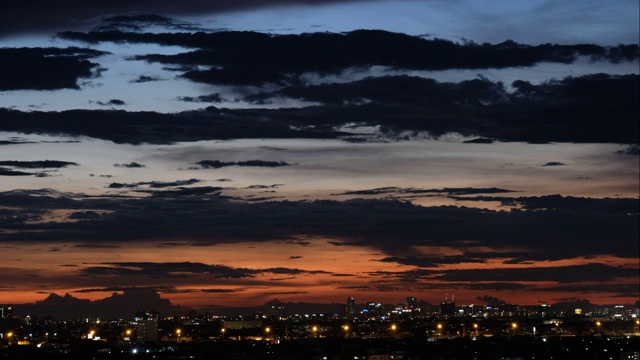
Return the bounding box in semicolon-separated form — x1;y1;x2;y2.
134;311;158;343
0;306;12;319
346;297;355;315
407;297;417;310
268;305;286;320
440;294;456;316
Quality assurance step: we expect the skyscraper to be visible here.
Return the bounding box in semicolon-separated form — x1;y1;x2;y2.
134;311;158;343
346;296;355;315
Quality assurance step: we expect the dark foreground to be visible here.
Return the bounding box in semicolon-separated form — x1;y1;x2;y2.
3;335;640;360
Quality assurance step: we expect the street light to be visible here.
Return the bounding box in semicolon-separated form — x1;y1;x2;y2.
176;329;181;342
312;326;318;338
511;323;517;335
221;328;225;340
343;325;350;338
596;321;601;335
437;324;442;336
265;327;271;340
391;324;397;338
473;323;478;336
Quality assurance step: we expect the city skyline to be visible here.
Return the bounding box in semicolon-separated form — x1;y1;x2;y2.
0;0;638;313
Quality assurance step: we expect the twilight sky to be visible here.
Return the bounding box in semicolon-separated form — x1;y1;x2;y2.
0;0;638;317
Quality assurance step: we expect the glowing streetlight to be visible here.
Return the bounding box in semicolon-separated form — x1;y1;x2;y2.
596;321;601;335
473;323;478;336
221;328;225;340
511;323;517;335
312;326;318;338
265;327;271;340
126;329;132;336
176;329;181;342
343;325;350;338
391;324;397;338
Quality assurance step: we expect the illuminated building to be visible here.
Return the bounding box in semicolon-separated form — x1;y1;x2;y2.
134;311;158;343
346;297;355;315
0;306;12;319
407;297;417;310
440;295;456;316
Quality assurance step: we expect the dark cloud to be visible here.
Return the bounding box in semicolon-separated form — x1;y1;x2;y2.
379;255;487;268
178;93;225;103
289;256;303;259
71;243;120;249
61;30;638;86
0;167;32;176
0;160;78;168
15;290;177;319
0;140;35;146
0;47;107;91
0;107;350;145
450;194;639;214
113;162;146;168
130;75;163;83
476;295;507;307
463;138;494;144
616;144;639;156
74;286;176;293
0;190;637;266
200;288;246;294
135;186;224;197
372;263;637;284
108;178;201;189
68;211;103;220
79;261;331;279
95;99;127;106
542;162;565;166
337;187;515;196
535;283;640;297
90;14;203;33
1;73;637;145
196;160;291;169
0;1;364;36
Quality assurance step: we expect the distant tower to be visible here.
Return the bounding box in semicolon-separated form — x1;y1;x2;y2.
0;305;12;319
407;296;417;310
346;296;355;315
440;294;456;316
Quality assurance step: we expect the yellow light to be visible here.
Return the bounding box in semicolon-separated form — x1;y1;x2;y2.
391;324;397;331
511;323;517;329
312;326;317;332
6;332;12;338
343;325;349;331
90;330;95;335
473;324;478;329
265;327;270;334
596;321;601;326
437;324;442;330
126;329;131;335
221;328;225;333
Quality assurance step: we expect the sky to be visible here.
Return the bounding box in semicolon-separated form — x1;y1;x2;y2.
0;0;638;318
